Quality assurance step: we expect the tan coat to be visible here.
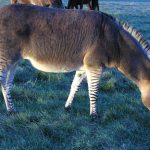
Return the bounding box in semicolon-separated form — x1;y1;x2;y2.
10;0;64;8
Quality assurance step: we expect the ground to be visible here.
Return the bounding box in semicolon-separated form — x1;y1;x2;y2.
0;0;150;149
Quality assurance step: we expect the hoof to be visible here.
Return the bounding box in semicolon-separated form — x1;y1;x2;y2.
90;114;99;122
64;106;72;112
7;110;17;116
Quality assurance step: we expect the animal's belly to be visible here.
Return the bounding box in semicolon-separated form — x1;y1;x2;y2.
26;57;80;73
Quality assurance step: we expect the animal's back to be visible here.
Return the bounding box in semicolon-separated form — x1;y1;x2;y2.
0;4;102;72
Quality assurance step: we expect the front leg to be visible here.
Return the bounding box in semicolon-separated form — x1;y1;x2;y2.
86;67;103;119
65;70;86;110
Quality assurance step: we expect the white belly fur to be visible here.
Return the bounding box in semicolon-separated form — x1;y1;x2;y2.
25;57;79;73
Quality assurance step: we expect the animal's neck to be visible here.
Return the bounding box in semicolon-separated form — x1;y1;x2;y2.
116;28;150;84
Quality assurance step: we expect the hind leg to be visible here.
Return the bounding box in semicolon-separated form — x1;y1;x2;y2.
65;70;86;110
80;4;83;9
92;0;99;10
1;64;17;113
67;0;75;9
75;4;78;9
79;2;83;9
87;2;92;10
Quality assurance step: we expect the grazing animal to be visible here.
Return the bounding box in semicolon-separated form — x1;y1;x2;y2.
67;0;99;11
10;0;64;8
0;5;150;118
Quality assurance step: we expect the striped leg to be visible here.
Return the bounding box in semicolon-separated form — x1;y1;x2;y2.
65;70;86;109
1;65;16;113
86;68;102;118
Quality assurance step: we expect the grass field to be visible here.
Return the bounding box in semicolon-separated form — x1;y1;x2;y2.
0;0;150;150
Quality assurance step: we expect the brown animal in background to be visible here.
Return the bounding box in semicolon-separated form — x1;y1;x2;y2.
11;0;64;8
0;5;150;119
67;0;99;11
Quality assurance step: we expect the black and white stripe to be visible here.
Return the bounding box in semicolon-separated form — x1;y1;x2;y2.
104;14;150;54
0;64;16;112
86;68;102;117
65;68;103;117
121;22;150;53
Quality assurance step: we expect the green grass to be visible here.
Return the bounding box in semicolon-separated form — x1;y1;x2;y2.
0;62;149;150
0;0;150;149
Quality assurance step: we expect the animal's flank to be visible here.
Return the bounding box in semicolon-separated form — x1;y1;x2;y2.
16;24;31;37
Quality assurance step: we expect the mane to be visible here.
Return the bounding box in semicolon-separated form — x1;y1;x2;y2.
120;22;150;54
103;13;150;55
